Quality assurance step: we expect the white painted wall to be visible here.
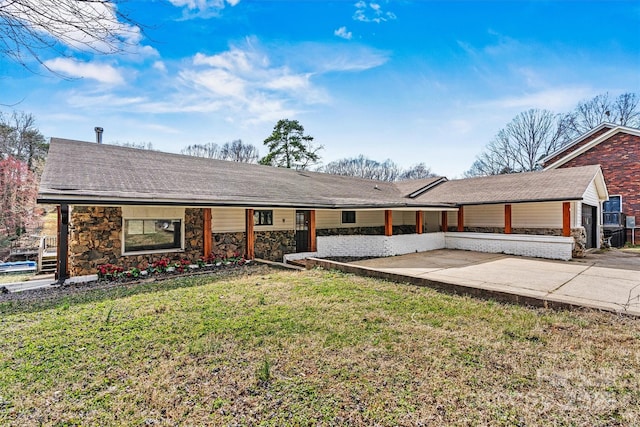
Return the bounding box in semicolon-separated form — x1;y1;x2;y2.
313;232;446;258
444;232;573;261
284;231;574;262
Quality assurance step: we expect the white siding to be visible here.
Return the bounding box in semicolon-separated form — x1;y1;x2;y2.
582;180;601;208
512;202;563;228
464;205;504;227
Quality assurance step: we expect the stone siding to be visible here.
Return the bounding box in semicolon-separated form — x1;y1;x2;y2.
463;227;563;236
69;206;205;276
317;225;415;237
317;226;384;237
571;227;587;258
212;232;246;258
255;230;296;261
69;206;122;276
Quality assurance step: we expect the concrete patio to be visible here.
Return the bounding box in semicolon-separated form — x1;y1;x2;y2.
307;249;640;316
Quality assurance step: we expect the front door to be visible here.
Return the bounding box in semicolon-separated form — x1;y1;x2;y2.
295;210;310;252
582;204;597;249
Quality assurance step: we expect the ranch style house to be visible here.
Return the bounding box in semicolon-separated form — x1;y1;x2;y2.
37;137;609;281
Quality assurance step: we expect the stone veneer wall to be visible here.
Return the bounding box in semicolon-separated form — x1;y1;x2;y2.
317;225;415;237
463;226;563;236
571;227;587;258
255;230;296;261
69;206;205;276
212;232;246;258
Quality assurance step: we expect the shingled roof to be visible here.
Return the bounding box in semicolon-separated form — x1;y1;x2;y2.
38;138;607;208
411;164;607;205
38;138;451;209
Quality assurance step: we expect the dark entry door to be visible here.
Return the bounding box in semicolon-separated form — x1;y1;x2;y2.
295;210;310;252
581;204;597;249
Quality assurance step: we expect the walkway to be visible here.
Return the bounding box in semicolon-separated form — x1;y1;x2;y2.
307;249;640;316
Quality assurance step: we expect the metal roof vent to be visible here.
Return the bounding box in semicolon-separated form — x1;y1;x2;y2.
94;127;104;144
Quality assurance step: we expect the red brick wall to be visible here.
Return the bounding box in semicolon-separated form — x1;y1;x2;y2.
550;132;640;242
543;126;613;167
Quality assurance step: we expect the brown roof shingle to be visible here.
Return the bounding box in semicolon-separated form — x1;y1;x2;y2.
38;138;605;208
412;165;604;205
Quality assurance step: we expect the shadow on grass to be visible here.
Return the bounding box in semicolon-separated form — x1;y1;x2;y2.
0;265;270;316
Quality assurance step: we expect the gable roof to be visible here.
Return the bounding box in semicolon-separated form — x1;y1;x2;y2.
38;138;607;209
541;123;640;170
411;165;607;205
38;138;451;209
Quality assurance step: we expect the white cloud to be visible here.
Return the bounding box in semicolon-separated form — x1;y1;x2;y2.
353;1;397;23
43;58;125;85
152;61;167;72
482;87;594;111
4;0;149;55
168;0;240;19
334;26;353;40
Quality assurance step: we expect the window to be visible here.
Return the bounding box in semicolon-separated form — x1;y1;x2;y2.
342;211;356;224
603;195;622;213
254;210;273;226
123;219;183;253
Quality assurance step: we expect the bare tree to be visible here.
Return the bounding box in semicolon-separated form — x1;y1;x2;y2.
465;109;567;176
398;163;436;180
181;142;222;158
563;92;640;136
0;111;47;171
0;0;143;71
219;140;259;163
321;156;402;181
181;140;260;163
110;141;154;150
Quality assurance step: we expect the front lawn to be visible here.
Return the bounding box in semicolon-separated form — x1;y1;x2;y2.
1;268;638;425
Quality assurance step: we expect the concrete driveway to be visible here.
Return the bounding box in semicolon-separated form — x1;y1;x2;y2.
336;249;640;316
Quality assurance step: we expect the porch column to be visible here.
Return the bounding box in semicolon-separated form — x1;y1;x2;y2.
384;210;393;236
441;211;448;232
245;209;255;259
562;202;571;237
415;211;424;234
504;204;512;234
56;204;69;284
457;206;464;232
309;210;317;252
203;208;212;257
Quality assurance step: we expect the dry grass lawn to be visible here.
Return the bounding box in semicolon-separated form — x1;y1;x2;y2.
1;268;639;426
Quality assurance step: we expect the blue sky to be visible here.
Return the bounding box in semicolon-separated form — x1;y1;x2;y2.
2;0;639;177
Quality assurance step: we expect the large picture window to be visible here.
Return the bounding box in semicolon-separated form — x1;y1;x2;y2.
254;210;273;226
124;219;183;253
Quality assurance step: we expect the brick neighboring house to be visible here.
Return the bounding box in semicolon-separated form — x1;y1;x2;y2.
541;123;640;246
